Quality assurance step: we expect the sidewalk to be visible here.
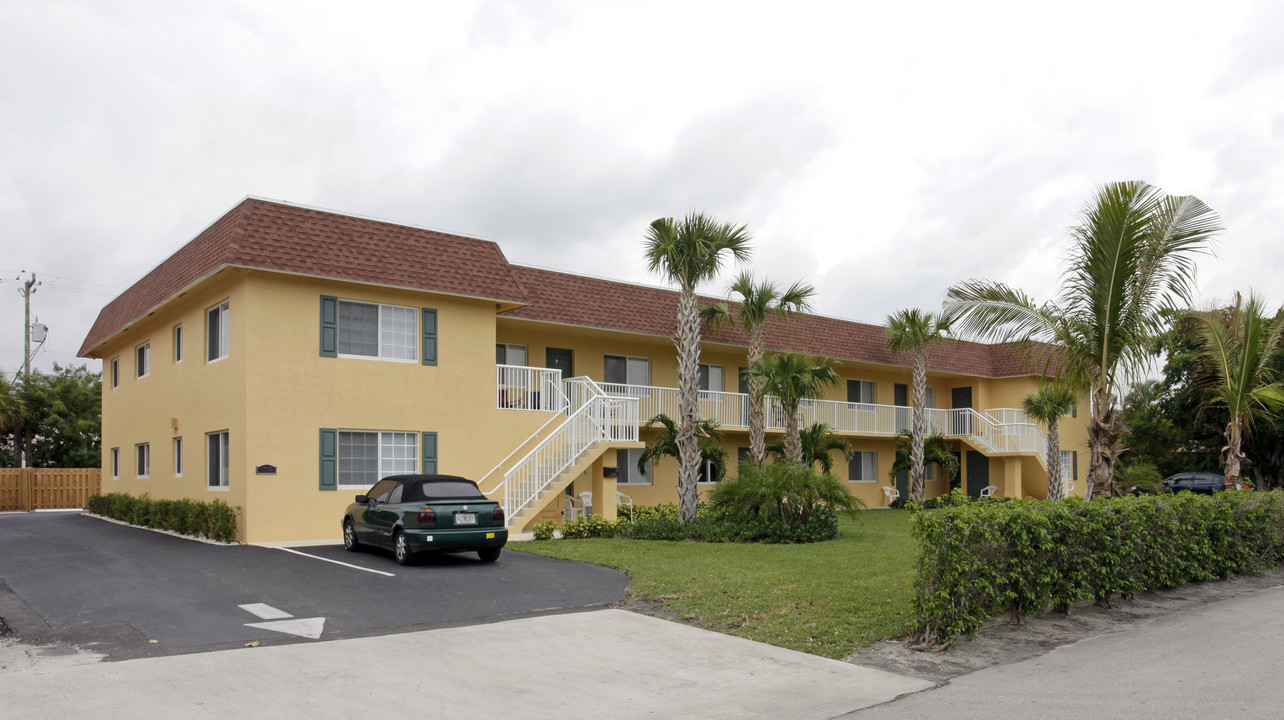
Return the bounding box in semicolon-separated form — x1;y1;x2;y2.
0;609;931;719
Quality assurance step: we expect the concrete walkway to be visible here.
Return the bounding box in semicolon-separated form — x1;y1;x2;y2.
0;609;931;719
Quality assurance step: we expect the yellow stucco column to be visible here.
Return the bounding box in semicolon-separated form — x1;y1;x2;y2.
590;454;617;521
1003;457;1023;498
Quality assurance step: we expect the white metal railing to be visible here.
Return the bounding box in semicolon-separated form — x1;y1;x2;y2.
496;365;563;412
988;408;1028;425
498;381;639;525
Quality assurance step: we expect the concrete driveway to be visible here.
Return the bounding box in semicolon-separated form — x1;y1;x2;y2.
0;512;628;659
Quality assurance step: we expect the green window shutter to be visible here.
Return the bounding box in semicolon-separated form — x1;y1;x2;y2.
319;428;337;490
320;296;338;357
422;432;438;474
421;308;438;366
1072;451;1078;481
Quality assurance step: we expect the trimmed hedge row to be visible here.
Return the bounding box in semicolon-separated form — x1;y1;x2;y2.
911;490;1284;645
534;503;840;543
87;492;239;543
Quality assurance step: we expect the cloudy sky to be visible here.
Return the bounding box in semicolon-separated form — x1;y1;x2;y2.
3;0;1282;376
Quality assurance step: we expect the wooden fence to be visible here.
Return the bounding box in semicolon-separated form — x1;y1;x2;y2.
0;468;101;512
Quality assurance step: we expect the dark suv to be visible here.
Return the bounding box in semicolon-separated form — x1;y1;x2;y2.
1160;472;1227;495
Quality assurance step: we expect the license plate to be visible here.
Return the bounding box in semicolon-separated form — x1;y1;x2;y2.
455;512;477;525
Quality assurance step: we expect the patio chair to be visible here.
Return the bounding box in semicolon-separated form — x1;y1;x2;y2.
882;485;900;506
980;485;997;498
617;491;634;521
579;491;593;516
564;496;583;522
1064;480;1075;496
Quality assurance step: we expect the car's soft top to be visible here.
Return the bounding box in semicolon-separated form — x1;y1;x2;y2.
382;474;488;502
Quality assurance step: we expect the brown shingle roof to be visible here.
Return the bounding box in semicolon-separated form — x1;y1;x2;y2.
504;266;1041;378
78;198;527;356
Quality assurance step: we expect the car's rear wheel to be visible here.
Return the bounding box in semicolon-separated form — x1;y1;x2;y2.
393;531;416;566
478;547;501;563
343;520;359;552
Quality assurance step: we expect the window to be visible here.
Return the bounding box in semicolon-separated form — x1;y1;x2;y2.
616;448;651;485
208;431;229;488
849;380;876;404
495;344;527;366
207;302;229;362
136;342;150;378
337;300;418;361
174;437;183;476
697;457;721;484
1061;451;1075;480
136;443;150;478
337;430;418;488
111;447;119;479
111;358;119;388
174;324;183;363
604;355;650;386
699;364;723;398
848;451;877;482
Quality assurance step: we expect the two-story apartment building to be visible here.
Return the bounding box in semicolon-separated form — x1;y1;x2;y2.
79;197;1087;543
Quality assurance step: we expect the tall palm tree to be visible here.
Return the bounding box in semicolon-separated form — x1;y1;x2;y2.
945;181;1221;499
705;272;815;465
889;430;960;497
746;352;840;462
1022;383;1078;500
645;214;752;522
885;309;952;500
766;422;853;473
1189;292;1284;487
637;413;729;485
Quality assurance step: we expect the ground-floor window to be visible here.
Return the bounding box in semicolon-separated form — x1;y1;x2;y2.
697;458;721;484
136;443;150;478
174;437;183;476
111;447;119;479
616;448;651;485
1060;450;1075;480
208;431;229;489
848;451;877;482
338;430;418;488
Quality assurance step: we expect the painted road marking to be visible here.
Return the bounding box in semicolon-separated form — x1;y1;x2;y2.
238;603;293;620
245;617;326;640
274;546;396;577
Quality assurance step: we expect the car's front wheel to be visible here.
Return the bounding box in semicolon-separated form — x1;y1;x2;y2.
478;547;501;563
393;531;416;566
343;520;359;552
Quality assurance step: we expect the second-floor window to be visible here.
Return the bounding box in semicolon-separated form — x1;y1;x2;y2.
496;344;527;365
604;355;649;387
698;364;723;395
174;324;183;363
136;342;150;378
207;301;229;362
338;300;418;361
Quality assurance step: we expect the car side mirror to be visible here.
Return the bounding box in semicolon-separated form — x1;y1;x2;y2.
355;494;369;504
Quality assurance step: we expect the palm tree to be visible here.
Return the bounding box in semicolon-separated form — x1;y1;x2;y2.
1189;292;1284;487
637;413;729;485
885;309;952;500
645;213;752;522
889;431;960;496
705;272;815;465
766;422;852;474
945;181;1221;499
746;352;840;462
1022;383;1078;500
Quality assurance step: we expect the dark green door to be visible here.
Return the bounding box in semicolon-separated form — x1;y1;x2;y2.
966;451;989;498
894;383;909;432
546;348;573;377
739;367;751;426
952;386;973;435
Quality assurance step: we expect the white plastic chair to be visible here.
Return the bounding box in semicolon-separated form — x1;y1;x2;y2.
617;491;634;521
882;485;900;506
980;485;997;498
579;491;593;516
1064;480;1075;496
564;496;583;522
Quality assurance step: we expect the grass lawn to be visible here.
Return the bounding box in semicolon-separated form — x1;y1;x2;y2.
512;510;917;659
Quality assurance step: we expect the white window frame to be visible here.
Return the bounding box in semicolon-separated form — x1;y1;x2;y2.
111;357;120;389
111;447;120;479
174;324;183;363
616;448;652;486
207;431;229;490
1061;450;1074;480
699;364;724;399
335;300;419;362
496;343;527;366
337;430;419;489
136;342;150;379
697;457;721;485
849;450;877;482
174;436;184;477
136;443;150;478
207;301;229;363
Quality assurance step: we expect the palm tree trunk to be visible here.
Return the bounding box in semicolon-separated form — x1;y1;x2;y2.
1045;419;1062;501
747;329;766;465
910;352;927;500
785;407;803;462
675;285;703;523
1086;386;1121;499
1224;421;1244;489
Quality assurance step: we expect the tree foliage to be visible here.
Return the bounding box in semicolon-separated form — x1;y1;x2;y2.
638;413;728;484
765;422;852;474
1;364;101;468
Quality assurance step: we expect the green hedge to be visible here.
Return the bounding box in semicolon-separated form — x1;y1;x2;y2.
87;493;239;544
539;503;840;543
911;490;1284;645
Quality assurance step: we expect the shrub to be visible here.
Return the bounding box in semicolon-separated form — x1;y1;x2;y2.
531;521;556;540
86;493;239;543
707;460;864;524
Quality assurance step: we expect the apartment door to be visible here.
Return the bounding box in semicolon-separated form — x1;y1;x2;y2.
894;383;909;432
952;386;973;436
966;451;989;498
546;348;573;378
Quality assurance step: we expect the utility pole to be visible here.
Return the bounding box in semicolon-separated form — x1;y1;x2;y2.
16;272;38;469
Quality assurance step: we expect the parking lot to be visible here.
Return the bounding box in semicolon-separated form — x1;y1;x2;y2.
0;512;628;660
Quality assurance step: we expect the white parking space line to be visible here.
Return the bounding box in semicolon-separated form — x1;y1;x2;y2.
239;603;293;620
274;547;396;577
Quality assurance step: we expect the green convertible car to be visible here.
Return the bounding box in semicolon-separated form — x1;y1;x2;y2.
342;474;508;565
